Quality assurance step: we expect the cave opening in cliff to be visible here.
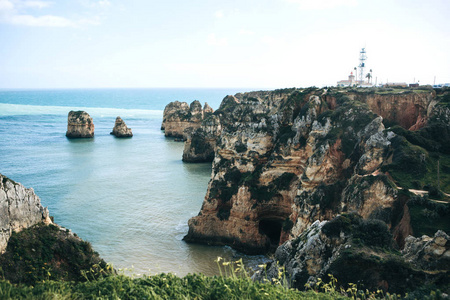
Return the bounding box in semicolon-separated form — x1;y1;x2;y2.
259;219;282;250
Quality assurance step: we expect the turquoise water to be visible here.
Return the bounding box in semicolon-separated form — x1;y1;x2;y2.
0;88;267;276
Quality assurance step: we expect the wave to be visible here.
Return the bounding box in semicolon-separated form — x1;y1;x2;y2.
0;103;163;118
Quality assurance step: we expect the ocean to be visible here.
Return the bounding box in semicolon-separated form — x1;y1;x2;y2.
0;88;268;276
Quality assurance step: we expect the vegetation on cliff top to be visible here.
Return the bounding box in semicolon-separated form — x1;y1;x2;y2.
0;223;112;285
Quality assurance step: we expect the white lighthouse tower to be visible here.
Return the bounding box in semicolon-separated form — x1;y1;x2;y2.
358;48;367;85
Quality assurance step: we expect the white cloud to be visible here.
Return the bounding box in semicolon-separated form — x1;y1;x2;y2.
79;0;110;8
20;1;51;9
239;29;254;36
286;0;357;10
207;33;228;46
10;14;74;26
0;0;105;27
214;10;224;18
0;0;14;12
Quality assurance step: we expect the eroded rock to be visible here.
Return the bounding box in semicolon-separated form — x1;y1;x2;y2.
111;116;133;137
0;173;51;253
66;111;94;138
161;100;214;140
183;87;449;256
255;215;449;295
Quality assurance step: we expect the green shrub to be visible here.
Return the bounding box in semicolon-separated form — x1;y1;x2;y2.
353;219;393;248
0;223;112;285
322;215;354;237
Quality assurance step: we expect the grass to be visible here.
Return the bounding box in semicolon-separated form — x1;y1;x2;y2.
0;263;349;300
0;258;423;300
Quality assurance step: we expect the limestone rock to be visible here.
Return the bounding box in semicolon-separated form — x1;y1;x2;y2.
110;116;133;137
183;87;449;255
402;230;450;271
0;173;51;253
255;215;449;295
203;102;214;115
66;111;94;138
0;174;113;284
161;100;214;140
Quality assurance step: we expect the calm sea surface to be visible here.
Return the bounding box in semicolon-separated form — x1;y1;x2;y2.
0;88;267;276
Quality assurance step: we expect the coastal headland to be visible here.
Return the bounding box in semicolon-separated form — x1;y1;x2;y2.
163;86;450;294
0;86;448;297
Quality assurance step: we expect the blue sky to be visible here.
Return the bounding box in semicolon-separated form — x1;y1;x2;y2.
0;0;449;89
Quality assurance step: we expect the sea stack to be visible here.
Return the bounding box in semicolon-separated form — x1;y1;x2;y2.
66;111;94;138
161;100;214;140
110;116;133;137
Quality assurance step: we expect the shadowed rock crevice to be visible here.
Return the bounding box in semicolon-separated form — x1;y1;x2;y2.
259;219;283;251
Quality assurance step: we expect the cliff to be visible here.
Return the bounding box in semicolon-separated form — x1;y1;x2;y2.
66;111;95;138
254;215;449;294
162;100;214;140
111;116;133;137
0;173;51;253
182;87;449;254
178;86;449;294
0;173;111;284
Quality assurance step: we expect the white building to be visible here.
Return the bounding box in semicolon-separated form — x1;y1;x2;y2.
337;72;356;87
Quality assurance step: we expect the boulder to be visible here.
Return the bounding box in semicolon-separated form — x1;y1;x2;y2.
110;116;133;137
66;111;94;138
402;230;450;271
255;215;449;295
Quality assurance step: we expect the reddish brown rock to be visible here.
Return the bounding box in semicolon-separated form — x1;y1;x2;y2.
161;100;214;140
110;116;133;137
66;111;94;138
183;87;447;254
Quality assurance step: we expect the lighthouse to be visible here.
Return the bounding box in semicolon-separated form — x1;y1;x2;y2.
358;48;367;85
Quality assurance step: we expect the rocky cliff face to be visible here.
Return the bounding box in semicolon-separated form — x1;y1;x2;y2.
66;111;95;138
0;173;112;284
0;173;51;253
254;215;449;294
111;116;133;137
161;100;213;140
344;90;436;130
182;87;449;255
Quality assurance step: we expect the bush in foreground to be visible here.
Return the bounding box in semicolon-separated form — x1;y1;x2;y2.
0;272;348;300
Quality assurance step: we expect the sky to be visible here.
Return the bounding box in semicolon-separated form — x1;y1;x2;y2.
0;0;449;89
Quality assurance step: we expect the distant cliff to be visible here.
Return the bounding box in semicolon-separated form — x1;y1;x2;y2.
161;100;213;140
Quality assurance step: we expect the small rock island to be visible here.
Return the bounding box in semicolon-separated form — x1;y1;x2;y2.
110;116;133;137
66;110;95;138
